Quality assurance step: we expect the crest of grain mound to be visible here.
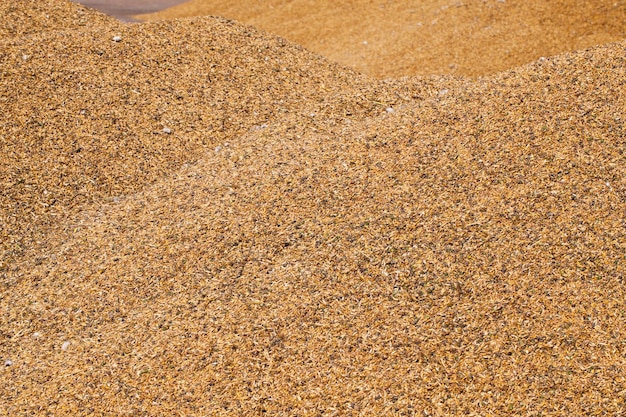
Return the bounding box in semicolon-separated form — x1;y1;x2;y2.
2;0;626;410
139;0;626;78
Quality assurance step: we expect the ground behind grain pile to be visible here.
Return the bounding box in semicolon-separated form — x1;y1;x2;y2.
70;0;189;22
1;0;626;415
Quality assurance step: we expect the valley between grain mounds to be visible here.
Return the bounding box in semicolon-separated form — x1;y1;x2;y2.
1;0;625;415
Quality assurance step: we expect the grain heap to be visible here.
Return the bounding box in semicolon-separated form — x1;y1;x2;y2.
139;0;626;78
1;0;625;415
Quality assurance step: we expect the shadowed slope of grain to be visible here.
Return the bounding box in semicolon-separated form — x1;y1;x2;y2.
138;0;626;78
2;30;625;414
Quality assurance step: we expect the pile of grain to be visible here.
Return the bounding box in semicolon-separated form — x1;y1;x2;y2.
138;0;626;78
1;0;625;415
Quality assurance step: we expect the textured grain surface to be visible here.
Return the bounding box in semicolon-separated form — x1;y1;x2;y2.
1;0;626;415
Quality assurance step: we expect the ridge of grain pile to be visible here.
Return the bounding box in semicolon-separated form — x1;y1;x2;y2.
1;0;625;415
